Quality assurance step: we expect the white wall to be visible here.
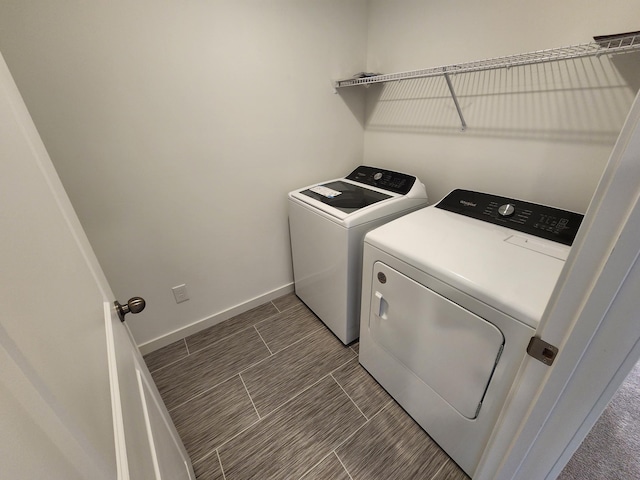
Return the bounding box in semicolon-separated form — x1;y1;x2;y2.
363;0;640;212
2;0;638;350
0;0;367;349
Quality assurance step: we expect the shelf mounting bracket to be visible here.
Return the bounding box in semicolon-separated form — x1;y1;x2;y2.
443;72;467;131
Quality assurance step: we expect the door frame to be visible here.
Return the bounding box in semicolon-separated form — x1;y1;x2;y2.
475;91;640;479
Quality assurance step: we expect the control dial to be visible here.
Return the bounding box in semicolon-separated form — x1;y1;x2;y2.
498;203;516;217
373;172;383;181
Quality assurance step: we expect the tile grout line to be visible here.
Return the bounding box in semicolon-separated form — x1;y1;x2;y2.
330;354;359;375
252;308;286;327
428;458;449;480
146;297;304;373
298;396;396;480
239;372;262;421
176;352;370;464
253;301;308;330
167;372;256;414
211;368;353;454
330;372;369;421
198;414;262;462
146;347;191;374
206;374;336;453
298;452;331;480
190;448;217;473
298;451;353;480
334;451;356;480
296;394;396;480
261;300;319;336
234;348;356;420
253;325;273;355
207;416;260;454
185;323;261;357
216;449;228;480
271;296;305;316
203;343;359;446
330;399;395;456
315;401;395;480
233;325;327;376
163;304;284;367
148;324;259;374
271;300;282;313
165;324;327;413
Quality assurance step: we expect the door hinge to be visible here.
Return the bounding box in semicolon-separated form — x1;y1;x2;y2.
527;336;559;366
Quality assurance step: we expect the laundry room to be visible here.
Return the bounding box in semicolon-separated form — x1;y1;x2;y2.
1;0;640;479
0;0;638;350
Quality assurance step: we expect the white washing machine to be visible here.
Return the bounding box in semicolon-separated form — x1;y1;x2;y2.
288;165;428;344
359;189;584;477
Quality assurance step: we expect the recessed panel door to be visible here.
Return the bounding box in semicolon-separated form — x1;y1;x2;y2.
369;262;505;419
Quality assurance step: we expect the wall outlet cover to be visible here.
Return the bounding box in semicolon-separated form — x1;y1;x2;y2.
172;284;189;304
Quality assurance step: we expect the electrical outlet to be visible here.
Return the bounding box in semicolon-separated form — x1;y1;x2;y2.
172;284;189;304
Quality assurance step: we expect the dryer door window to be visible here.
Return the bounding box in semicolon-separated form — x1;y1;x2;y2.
369;262;505;419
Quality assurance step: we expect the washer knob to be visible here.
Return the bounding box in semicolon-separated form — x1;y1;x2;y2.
373;172;383;181
498;203;516;217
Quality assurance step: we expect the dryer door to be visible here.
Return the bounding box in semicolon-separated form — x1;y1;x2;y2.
370;262;505;419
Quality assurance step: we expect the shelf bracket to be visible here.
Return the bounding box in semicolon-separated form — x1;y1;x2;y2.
443;72;467;131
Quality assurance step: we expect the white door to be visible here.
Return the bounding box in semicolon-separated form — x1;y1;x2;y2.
474;91;640;479
0;52;194;479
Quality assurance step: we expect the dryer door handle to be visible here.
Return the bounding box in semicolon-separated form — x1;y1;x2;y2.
373;291;388;319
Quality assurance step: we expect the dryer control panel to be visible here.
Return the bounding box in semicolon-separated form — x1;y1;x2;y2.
436;189;584;246
346;165;416;195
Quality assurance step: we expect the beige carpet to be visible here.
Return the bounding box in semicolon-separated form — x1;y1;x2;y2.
558;360;640;479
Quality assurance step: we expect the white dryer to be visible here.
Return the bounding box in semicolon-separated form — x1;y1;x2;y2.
359;189;584;477
289;166;428;344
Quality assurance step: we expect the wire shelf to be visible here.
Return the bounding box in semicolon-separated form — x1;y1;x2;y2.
335;33;640;89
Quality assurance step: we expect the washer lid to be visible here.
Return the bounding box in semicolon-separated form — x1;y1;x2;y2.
288;166;428;227
364;205;571;328
297;180;391;214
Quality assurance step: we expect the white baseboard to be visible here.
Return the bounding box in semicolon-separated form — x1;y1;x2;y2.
137;283;295;355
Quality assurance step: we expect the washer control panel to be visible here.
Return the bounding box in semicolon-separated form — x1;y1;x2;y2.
436;189;584;246
346;165;416;195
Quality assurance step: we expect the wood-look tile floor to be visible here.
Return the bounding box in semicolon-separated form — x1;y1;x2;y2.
144;293;470;480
